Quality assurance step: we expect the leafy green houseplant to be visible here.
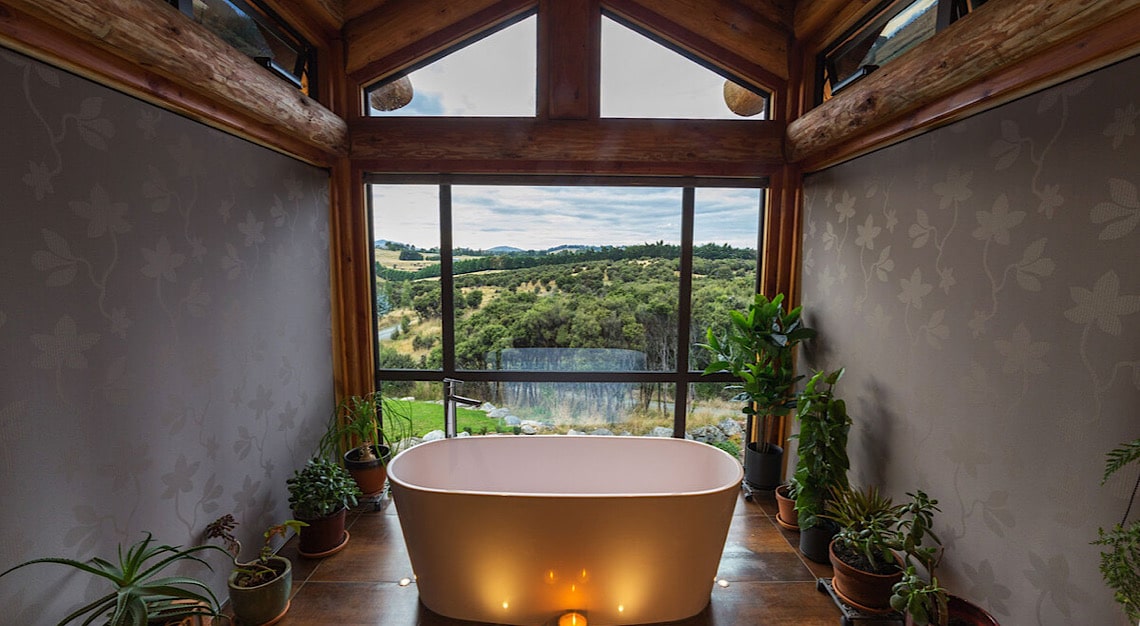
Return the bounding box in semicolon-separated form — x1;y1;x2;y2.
286;457;361;556
890;566;949;625
822;485;942;611
205;514;305;625
318;393;414;495
0;532;224;626
791;368;851;530
1094;437;1140;623
701;292;816;489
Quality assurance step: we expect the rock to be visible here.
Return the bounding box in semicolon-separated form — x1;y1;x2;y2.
690;425;726;444
718;418;743;437
478;402;496;412
504;415;521;426
520;424;538;435
649;426;673;438
567;429;586;436
589;428;614;436
423;430;445;442
489;408;510;419
619;431;632;436
399;396;416;402
457;431;471;437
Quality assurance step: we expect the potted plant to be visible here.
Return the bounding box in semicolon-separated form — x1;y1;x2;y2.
701;292;816;490
205;513;306;625
1093;437;1140;624
774;479;800;531
890;564;1001;626
822;485;941;612
286;457;361;557
790;368;851;562
0;532;224;625
318;393;413;496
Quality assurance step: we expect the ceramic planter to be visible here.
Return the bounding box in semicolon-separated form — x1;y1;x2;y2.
799;518;838;564
744;442;783;490
228;556;291;626
296;507;349;556
344;444;391;496
946;595;1000;625
828;539;902;612
774;483;799;530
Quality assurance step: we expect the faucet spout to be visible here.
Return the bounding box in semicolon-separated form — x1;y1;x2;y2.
444;378;481;438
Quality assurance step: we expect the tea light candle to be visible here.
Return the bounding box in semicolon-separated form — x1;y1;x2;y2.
558;611;587;626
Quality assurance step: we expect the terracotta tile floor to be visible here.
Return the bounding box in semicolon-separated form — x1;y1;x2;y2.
258;488;842;625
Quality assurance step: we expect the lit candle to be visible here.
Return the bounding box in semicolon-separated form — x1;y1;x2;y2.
558;611;587;626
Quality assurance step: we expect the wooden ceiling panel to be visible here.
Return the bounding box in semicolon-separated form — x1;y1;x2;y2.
793;0;878;49
604;0;790;91
344;0;536;86
732;0;793;31
259;0;345;42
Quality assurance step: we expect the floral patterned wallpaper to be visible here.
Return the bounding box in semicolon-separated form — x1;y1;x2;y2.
0;48;333;619
800;55;1139;625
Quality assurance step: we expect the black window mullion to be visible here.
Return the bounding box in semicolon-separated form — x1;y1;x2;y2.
440;185;457;375
674;187;695;437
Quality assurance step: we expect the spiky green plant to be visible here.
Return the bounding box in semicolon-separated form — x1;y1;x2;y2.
823;485;942;575
0;532;225;626
1094;437;1140;622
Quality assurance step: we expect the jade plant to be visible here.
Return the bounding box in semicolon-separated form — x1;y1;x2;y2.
205;514;306;587
0;532;224;626
890;565;950;625
790;367;851;530
286;457;362;520
1093;437;1140;622
701;293;816;452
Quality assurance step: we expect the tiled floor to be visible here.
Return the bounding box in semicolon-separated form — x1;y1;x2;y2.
258;489;842;625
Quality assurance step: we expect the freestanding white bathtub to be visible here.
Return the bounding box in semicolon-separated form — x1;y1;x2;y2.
387;435;743;625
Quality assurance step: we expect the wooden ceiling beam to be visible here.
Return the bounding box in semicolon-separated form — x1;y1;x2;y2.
787;0;1140;166
0;0;346;163
351;118;784;177
603;0;789;92
538;0;600;119
793;0;878;50
258;0;345;44
344;0;536;87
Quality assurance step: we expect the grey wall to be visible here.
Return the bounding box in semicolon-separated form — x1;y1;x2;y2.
0;48;333;620
800;55;1140;625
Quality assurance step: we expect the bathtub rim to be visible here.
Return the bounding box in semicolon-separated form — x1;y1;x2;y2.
387;434;744;499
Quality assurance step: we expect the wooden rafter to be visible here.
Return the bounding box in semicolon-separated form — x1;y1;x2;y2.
351;118;784;177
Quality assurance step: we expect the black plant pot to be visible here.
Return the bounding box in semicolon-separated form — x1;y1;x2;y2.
744;442;783;490
799;518;838;564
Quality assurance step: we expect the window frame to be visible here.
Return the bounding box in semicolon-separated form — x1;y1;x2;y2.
365;174;768;436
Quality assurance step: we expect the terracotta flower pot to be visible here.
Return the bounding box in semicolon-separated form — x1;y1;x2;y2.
297;507;348;556
828;539;902;612
947;595;1000;625
774;483;799;530
344;444;391;496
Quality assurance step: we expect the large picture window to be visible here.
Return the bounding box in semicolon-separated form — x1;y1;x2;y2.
368;177;764;445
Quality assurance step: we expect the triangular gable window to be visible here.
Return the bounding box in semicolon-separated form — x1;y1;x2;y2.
366;15;537;117
600;16;768;120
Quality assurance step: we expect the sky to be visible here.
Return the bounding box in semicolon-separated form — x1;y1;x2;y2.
368;15;766;251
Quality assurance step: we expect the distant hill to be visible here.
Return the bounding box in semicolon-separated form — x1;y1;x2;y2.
487;246;524;254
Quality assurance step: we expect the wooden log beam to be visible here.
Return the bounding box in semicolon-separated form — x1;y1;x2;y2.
603;0;789;92
538;0;600;119
0;0;347;162
344;0;536;87
787;0;1140;166
351;118;785;177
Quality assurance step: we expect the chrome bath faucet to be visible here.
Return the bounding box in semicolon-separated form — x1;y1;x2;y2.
443;378;481;438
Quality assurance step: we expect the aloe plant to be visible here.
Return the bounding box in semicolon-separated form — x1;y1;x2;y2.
0;532;224;626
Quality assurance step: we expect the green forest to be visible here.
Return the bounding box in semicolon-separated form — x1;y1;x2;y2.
375;241;757;381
